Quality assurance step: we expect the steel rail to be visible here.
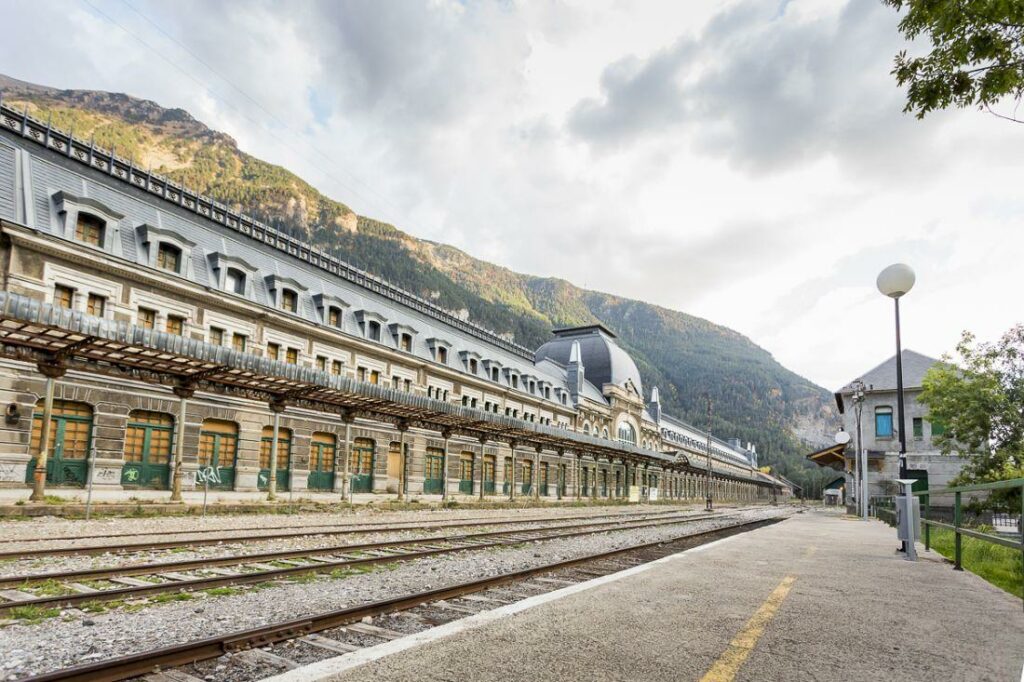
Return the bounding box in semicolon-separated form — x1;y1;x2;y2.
0;510;718;588
0;507;682;545
0;507;694;559
0;512;730;614
24;516;784;682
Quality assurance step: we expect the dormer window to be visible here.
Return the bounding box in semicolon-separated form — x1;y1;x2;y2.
367;321;381;341
281;289;298;313
54;191;124;255
492;368;499;381
427;338;452;365
210;254;256;297
312;294;349;328
138;224;195;277
469;358;478;374
400;333;412;351
156;243;182;273
76;213;105;246
225;268;246;295
511;375;518;389
265;275;307;314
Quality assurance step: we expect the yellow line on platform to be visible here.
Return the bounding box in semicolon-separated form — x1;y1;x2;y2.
699;574;797;682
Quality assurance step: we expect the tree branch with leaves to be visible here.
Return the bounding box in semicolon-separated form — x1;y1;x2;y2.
884;0;1024;122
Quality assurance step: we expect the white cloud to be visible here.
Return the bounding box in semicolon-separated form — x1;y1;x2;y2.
0;0;1019;390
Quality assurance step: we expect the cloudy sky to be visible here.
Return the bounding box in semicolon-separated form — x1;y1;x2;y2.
3;0;1020;390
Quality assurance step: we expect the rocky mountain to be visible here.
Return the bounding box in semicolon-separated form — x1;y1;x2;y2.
0;74;839;492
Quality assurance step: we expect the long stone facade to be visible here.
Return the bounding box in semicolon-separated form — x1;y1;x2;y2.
0;103;785;502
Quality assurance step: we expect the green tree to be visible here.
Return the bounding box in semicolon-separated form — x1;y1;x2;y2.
884;0;1024;122
920;325;1024;507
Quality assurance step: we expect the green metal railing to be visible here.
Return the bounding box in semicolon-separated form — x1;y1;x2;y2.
914;478;1024;604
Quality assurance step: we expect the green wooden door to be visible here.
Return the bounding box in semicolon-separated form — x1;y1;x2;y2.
540;462;549;496
121;411;173;489
350;438;375;493
197;421;237;490
459;455;474;494
483;456;496;494
29;401;92;486
307;434;336;491
423;451;444;494
259;428;292;491
502;458;512;494
521;461;533;495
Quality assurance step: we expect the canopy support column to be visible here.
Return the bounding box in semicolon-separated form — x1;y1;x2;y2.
169;384;194;503
30;362;66;503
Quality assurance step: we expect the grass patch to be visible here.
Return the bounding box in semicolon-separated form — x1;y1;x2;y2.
9;605;60;623
21;579;76;597
150;592;194;604
203;586;243;597
926;527;1024;598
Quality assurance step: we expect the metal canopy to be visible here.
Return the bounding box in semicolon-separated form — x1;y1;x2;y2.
0;292;775;487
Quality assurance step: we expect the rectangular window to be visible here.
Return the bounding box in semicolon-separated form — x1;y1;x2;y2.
232;333;247;353
328;307;342;327
437;346;448;363
138;308;156;330
369;370;380;385
331;360;343;375
281;289;298;313
367;321;381;341
912;417;923;440
156;243;182;272
469;358;478;374
930;419;946;436
286;348;299;365
166;315;184;336
267;343;280;361
75;213;104;246
400;333;412;352
86;293;105;317
53;285;74;309
875;407;893;439
404;379;411;392
316;355;327;371
393;376;401;390
357;366;366;382
511;375;518;389
209;327;224;346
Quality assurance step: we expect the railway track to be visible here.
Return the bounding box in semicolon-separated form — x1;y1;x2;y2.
0;510;727;614
22;514;786;682
0;506;698;559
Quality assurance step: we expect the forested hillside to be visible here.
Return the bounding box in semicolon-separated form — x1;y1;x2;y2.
0;74;839;493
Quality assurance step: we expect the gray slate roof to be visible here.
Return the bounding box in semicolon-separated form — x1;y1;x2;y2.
837;349;941;394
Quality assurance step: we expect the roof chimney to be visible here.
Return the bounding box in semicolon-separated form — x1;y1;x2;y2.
567;340;585;406
647;386;662;423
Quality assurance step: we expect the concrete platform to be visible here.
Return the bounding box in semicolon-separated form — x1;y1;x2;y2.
275;509;1024;682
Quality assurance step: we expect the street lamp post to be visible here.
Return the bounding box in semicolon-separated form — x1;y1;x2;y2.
877;263;915;550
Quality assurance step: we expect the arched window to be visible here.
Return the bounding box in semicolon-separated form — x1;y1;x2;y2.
582;422;591;435
602;427;609;439
617;422;637;445
260;425;293;471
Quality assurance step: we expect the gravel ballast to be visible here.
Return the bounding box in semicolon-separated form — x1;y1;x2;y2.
0;506;788;680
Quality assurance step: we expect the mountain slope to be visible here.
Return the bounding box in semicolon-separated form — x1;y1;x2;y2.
0;74;838;491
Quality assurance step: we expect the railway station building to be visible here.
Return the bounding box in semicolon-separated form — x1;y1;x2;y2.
808;350;962;506
0;102;787;503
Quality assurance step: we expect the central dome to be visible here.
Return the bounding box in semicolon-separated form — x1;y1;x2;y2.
534;324;643;396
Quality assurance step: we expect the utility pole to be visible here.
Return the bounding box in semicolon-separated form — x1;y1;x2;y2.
705;395;713;512
851;379;867;520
